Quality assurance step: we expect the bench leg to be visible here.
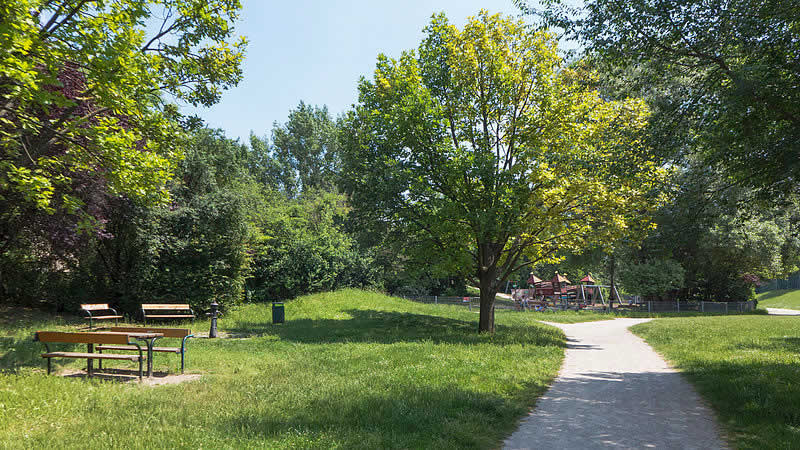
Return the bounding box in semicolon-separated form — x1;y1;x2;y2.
98;347;103;371
47;357;51;375
87;344;93;378
138;357;143;381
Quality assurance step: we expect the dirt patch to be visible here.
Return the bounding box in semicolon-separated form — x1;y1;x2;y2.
59;368;202;386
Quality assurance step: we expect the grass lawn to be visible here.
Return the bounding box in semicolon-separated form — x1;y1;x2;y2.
757;289;800;310
1;289;571;449
631;315;800;449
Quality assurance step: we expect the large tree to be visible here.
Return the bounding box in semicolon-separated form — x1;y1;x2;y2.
0;0;246;230
522;0;800;199
341;11;664;332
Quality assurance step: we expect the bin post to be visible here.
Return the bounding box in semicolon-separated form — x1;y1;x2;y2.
272;302;285;324
207;300;219;338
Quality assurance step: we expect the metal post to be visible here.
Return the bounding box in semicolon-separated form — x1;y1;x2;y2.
677;300;680;312
725;302;729;314
701;301;705;313
648;301;651;313
434;296;438;304
208;300;219;338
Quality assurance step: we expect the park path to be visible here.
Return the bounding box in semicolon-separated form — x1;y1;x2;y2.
504;318;726;450
766;307;800;316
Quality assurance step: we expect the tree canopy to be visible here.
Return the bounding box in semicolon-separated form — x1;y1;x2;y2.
522;0;800;199
342;11;665;332
0;0;246;224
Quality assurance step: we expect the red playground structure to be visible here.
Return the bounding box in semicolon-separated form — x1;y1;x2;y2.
512;272;622;310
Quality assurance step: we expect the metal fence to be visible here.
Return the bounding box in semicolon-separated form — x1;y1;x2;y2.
635;300;756;313
401;296;755;314
756;272;800;293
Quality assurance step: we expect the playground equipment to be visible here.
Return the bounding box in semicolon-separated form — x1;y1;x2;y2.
512;272;624;310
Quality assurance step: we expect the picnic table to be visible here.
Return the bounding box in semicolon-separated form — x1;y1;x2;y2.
35;330;163;379
97;331;163;377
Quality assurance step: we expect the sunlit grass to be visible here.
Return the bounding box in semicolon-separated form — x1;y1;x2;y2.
631;316;800;449
757;289;800;310
0;289;568;448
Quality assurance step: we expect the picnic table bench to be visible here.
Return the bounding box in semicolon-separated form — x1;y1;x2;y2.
35;331;146;380
80;303;123;329
141;303;195;325
98;326;193;373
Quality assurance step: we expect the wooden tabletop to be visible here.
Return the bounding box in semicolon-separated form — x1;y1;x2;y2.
85;331;164;339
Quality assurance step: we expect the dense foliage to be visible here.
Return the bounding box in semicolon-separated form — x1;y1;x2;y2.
522;0;800;199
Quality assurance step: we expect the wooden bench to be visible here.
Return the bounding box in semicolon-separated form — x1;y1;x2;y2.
98;327;193;373
34;331;144;380
80;303;123;329
141;304;195;325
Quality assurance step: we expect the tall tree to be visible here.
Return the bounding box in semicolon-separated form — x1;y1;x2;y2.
341;11;664;333
271;102;341;198
522;0;800;199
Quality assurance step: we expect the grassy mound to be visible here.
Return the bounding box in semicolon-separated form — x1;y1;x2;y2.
757;289;800;310
631;316;800;449
0;289;567;448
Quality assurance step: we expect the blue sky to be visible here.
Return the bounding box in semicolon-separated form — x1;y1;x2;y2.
185;0;525;143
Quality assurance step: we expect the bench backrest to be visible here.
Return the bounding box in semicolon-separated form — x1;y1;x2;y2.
141;304;192;311
80;303;111;311
35;331;130;345
109;326;190;339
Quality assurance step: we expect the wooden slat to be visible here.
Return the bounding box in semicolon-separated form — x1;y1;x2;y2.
141;304;192;310
88;315;123;320
109;327;190;338
96;345;181;353
41;352;141;361
143;314;194;318
80;304;111;311
36;331;130;345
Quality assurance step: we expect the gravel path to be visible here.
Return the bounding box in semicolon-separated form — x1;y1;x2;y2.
765;307;800;316
504;318;726;450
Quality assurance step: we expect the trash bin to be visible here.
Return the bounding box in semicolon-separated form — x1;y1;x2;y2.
272;302;284;324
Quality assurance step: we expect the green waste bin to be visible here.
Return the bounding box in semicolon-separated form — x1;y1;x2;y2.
272;302;284;324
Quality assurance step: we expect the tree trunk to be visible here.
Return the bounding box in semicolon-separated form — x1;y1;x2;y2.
477;242;503;333
478;273;497;333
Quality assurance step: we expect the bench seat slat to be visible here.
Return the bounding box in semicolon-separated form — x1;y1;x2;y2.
96;345;181;353
81;304;112;311
41;352;142;361
142;304;192;310
87;315;123;320
143;314;195;318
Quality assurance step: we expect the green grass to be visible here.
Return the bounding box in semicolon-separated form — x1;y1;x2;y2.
631;316;800;449
1;289;569;449
757;289;800;310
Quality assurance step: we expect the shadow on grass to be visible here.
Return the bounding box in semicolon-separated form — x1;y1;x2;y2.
214;384;533;449
213;370;735;449
678;359;800;449
734;337;800;353
225;309;564;348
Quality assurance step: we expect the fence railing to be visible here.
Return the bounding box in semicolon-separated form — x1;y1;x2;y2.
635;300;756;313
401;296;756;314
756;272;800;293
